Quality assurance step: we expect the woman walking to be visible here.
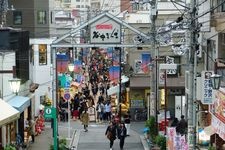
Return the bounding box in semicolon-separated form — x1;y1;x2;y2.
80;109;89;132
117;123;127;150
105;121;117;150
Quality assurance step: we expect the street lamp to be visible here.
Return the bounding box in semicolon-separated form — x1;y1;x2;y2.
9;78;21;95
68;63;74;72
67;62;74;139
210;74;222;90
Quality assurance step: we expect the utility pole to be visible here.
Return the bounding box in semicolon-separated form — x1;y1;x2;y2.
187;0;197;149
149;0;158;120
0;0;8;26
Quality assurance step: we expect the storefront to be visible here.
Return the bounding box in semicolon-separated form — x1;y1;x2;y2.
129;76;185;120
209;88;225;148
0;99;20;149
7;96;31;143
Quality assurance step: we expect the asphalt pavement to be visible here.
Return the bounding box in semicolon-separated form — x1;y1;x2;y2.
28;120;146;150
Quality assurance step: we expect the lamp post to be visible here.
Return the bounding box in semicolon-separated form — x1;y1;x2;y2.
9;78;21;95
67;62;74;139
210;74;222;90
209;73;221;149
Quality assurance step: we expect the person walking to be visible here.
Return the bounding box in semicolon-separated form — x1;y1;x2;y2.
124;113;131;136
80;109;89;132
105;101;111;121
28;118;36;143
96;101;104;123
117;122;127;150
105;121;117;150
170;117;179;133
177;115;187;135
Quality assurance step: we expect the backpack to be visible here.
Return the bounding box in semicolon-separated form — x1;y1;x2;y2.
96;104;99;111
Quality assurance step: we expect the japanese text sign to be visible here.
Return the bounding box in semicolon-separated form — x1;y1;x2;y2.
201;71;213;104
90;16;121;44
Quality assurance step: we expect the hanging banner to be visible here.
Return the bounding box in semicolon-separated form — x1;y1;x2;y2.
74;60;82;73
107;47;113;58
210;89;225;123
211;114;225;139
141;53;151;74
166;56;176;75
167;127;188;150
134;60;143;74
201;71;213;104
57;61;68;73
109;66;120;83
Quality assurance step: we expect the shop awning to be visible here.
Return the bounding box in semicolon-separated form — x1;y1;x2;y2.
107;85;119;95
204;125;215;136
0;99;20;126
8;96;30;113
107;75;129;95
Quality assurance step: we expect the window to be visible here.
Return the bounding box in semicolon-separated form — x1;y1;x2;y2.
76;5;80;8
39;44;47;65
13;11;22;25
218;0;225;12
37;11;47;24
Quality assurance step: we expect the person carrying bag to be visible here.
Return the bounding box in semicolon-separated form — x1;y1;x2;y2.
105;121;117;150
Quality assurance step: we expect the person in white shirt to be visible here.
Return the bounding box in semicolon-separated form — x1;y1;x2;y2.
96;102;104;123
105;101;111;121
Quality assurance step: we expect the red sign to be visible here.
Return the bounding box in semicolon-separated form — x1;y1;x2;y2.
96;24;112;30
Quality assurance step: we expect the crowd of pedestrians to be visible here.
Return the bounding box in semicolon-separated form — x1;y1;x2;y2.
56;48;130;150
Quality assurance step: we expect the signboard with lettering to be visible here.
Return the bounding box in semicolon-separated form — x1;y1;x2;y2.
44;107;56;119
90;16;121;44
201;71;213;104
167;127;188;150
130;99;144;108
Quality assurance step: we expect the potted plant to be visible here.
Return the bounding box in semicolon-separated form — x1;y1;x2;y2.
49;138;68;150
4;144;16;150
208;145;216;150
145;116;158;141
155;135;166;150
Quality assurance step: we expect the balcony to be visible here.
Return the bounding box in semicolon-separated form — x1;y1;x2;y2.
211;12;225;31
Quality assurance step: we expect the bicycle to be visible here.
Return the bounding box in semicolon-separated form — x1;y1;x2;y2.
15;134;27;150
134;109;147;121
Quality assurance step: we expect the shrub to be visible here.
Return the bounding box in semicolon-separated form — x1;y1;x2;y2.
145;116;158;141
49;138;67;150
208;146;216;150
4;144;16;150
155;135;166;150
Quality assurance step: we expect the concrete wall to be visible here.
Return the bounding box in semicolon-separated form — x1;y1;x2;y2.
30;38;55;115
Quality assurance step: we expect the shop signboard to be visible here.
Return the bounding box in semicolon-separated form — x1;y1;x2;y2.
211;114;225;139
90;16;121;44
167;127;188;150
210;90;225;123
201;71;213;104
130;99;144;108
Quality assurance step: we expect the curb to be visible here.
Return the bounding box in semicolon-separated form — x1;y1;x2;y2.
71;129;80;150
140;135;150;150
